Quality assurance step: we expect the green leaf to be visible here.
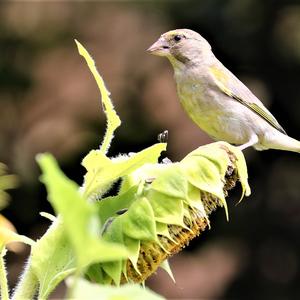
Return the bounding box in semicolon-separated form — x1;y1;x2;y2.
123;236;140;275
82;143;166;199
226;143;251;199
182;155;224;197
75;40;121;154
37;153;128;269
148;191;185;226
189;142;251;200
150;164;188;199
101;260;123;286
68;278;165;300
97;186;138;225
185;143;231;177
0;214;34;250
102;217;124;244
85;264;105;284
185;184;207;218
0;163;18;209
120;162;170;194
155;222;175;242
122;197;156;241
31;220;75;299
181;149;228;219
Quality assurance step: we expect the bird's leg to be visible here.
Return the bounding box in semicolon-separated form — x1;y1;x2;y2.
238;135;259;151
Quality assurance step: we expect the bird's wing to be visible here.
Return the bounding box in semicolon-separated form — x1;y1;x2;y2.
209;65;287;135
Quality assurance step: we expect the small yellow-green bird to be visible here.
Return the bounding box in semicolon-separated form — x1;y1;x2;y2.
147;29;300;152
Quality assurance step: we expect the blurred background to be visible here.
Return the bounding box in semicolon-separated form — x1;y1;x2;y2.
1;1;300;299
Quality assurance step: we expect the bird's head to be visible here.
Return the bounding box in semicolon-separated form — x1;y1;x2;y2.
147;29;212;65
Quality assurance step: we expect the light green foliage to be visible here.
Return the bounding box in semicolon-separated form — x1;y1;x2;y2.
0;163;18;209
37;154;129;269
75;40;121;154
0;165;32;300
30;220;75;299
68;278;164;300
11;41;250;300
90;141;249;285
81;143;166;199
181;142;250;218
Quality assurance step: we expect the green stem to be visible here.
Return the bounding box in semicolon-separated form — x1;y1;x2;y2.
12;259;38;300
0;248;9;300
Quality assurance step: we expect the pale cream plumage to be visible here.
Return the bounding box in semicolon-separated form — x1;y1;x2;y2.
147;29;300;153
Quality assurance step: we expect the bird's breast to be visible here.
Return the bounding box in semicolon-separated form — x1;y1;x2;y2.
175;77;251;144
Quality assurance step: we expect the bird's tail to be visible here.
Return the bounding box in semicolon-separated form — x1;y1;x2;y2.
268;132;300;153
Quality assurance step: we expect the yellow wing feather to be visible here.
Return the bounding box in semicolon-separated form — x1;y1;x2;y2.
209;66;286;135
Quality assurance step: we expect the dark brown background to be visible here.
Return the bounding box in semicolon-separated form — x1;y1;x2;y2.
1;1;300;299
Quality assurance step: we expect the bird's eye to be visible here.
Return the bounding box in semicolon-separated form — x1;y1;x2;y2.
174;35;182;42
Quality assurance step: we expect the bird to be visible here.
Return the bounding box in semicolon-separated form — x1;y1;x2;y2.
147;29;300;153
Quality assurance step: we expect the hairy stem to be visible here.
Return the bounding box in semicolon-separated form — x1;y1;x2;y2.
0;248;9;300
12;258;38;300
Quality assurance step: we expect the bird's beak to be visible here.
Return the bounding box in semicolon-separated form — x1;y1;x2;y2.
147;37;170;56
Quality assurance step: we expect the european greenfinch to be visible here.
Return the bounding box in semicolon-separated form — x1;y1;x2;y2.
147;29;300;152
